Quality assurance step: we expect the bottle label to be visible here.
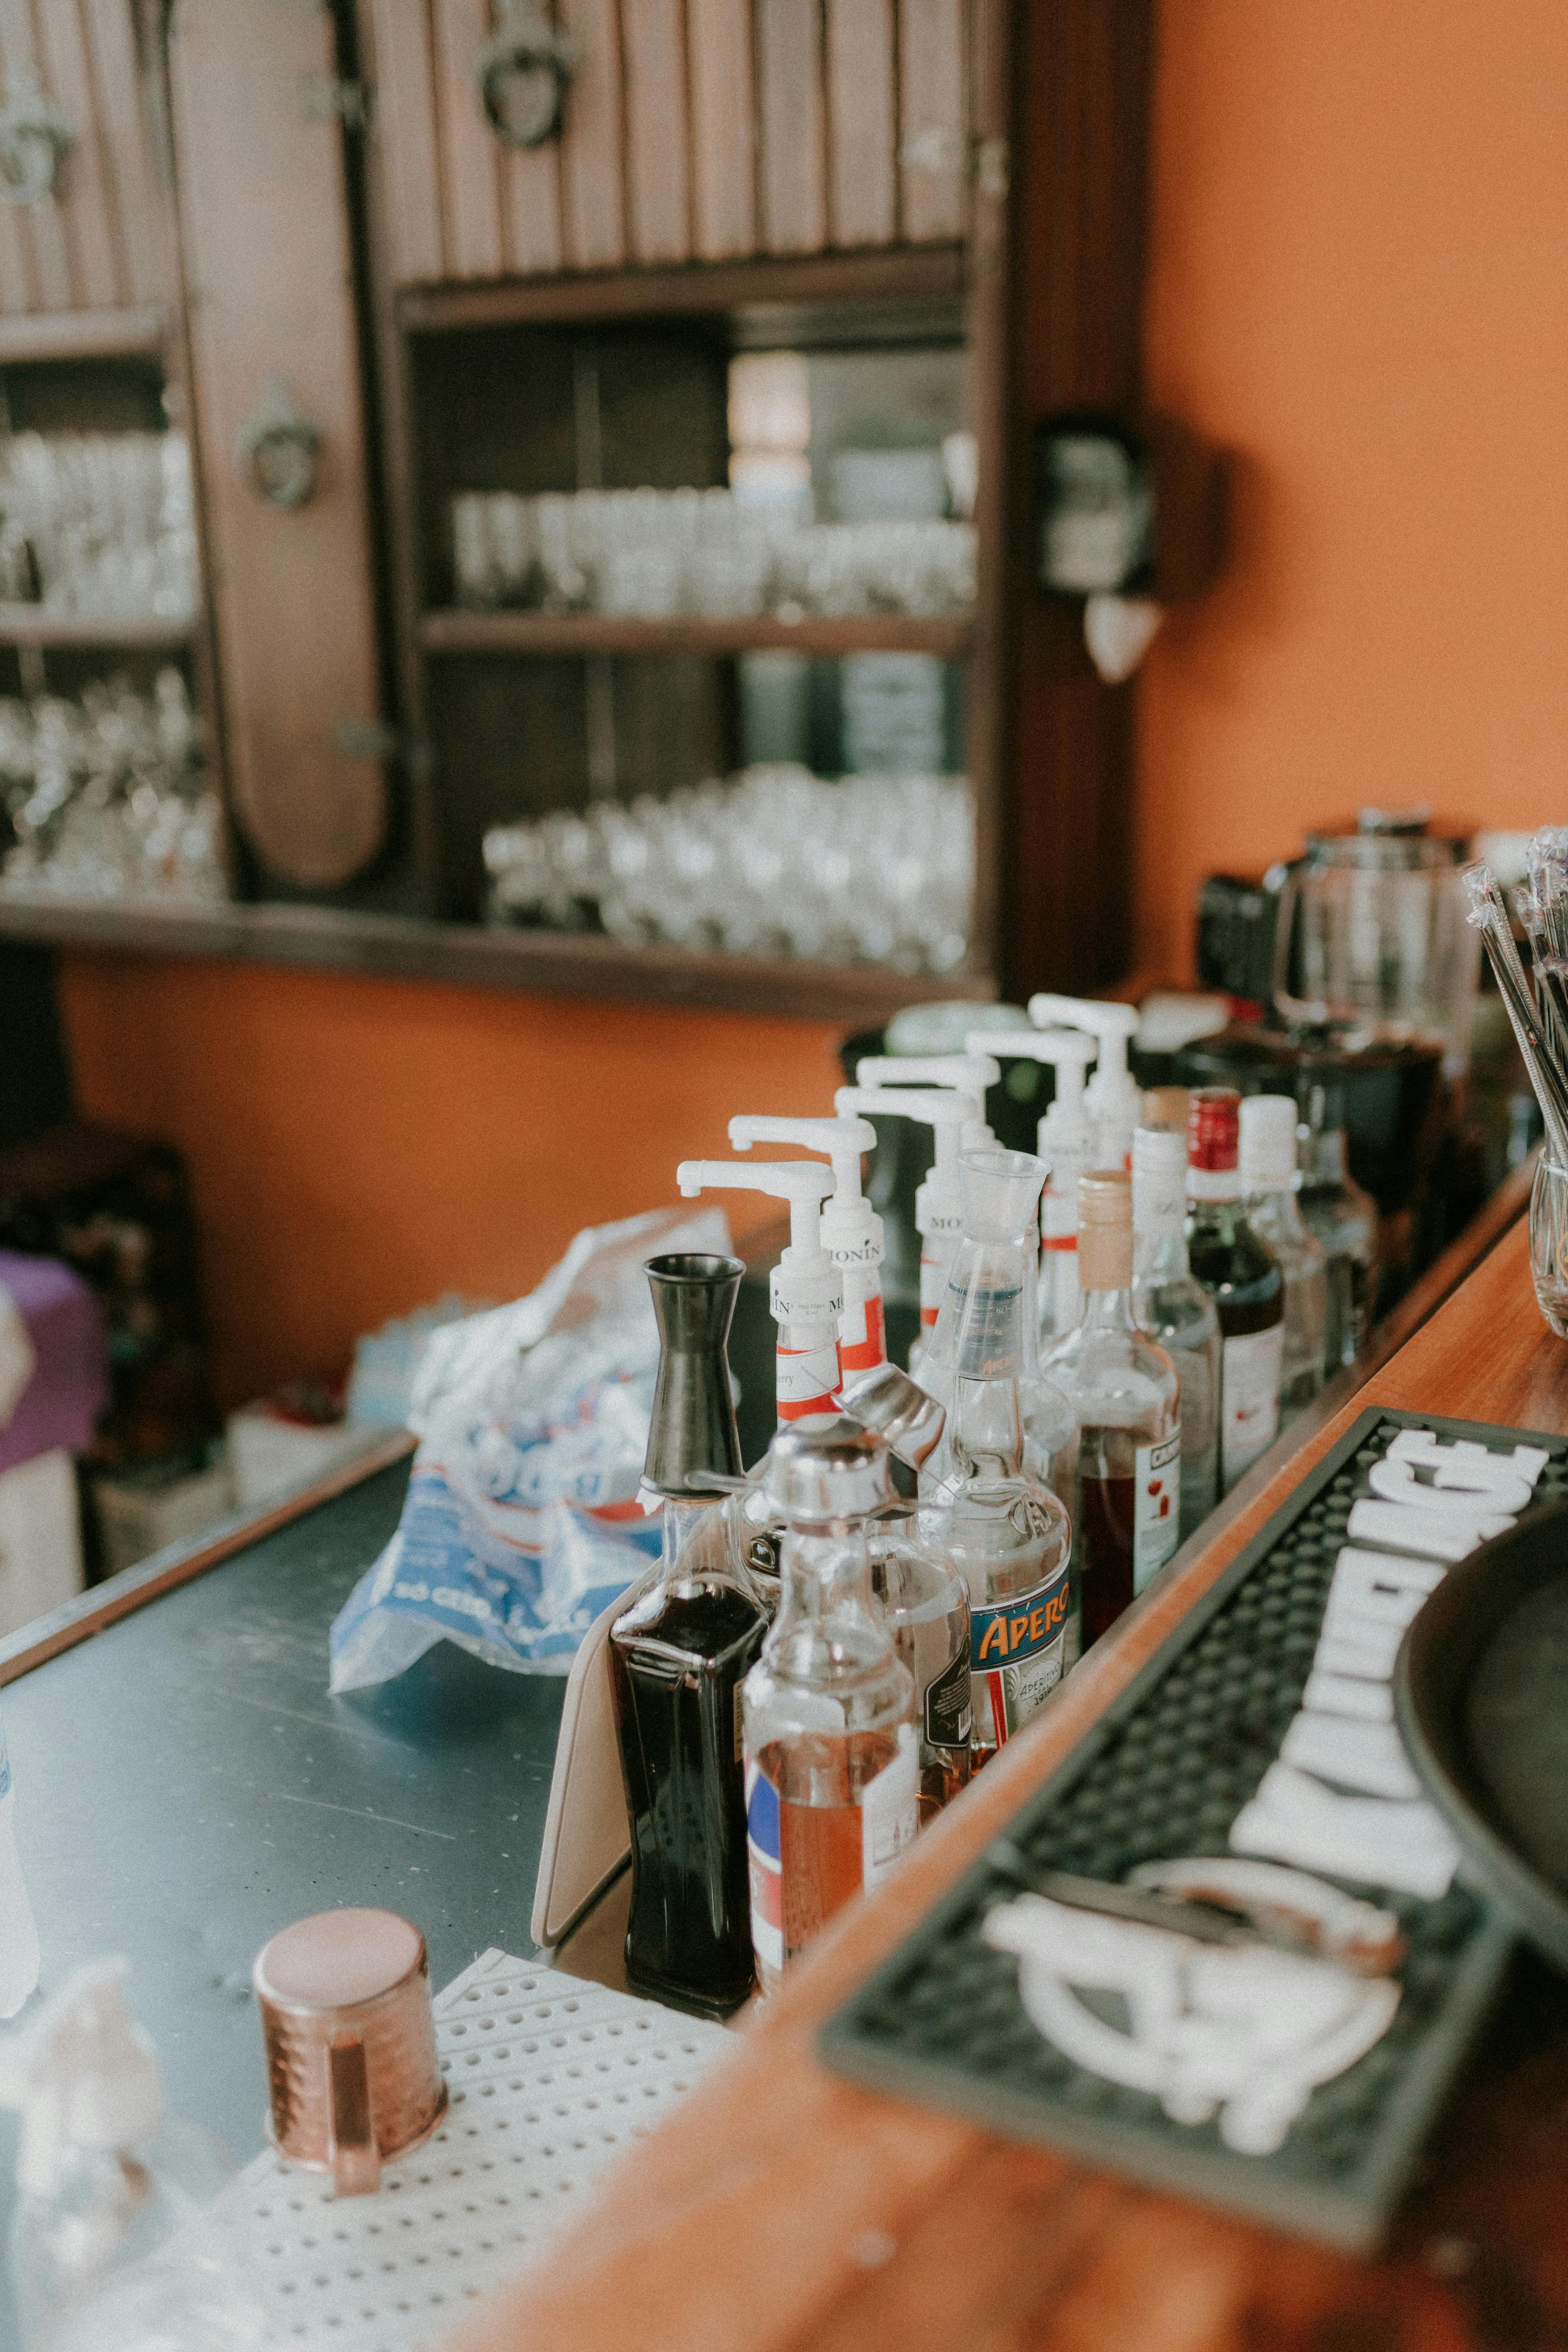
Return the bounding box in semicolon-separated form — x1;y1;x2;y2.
923;1643;972;1752
970;1560;1073;1744
1222;1324;1285;1485
744;1757;783;1975
861;1729;919;1889
775;1338;841;1419
1133;1428;1182;1591
919;1249;946;1330
838;1281;887;1375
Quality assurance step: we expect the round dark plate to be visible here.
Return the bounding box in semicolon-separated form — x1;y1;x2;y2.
1394;1501;1568;1970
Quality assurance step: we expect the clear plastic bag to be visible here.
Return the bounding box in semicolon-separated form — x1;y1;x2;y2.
328;1207;731;1692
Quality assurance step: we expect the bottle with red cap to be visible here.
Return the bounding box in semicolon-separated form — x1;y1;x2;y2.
1185;1088;1285;1493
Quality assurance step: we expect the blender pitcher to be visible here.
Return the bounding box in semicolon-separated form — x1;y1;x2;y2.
1270;810;1480;1075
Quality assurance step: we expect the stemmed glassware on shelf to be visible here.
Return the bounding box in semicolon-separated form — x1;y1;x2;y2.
0;433;199;624
0;668;226;905
450;485;975;623
484;763;974;973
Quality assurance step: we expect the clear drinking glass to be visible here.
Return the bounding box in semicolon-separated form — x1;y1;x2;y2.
1529;1156;1568;1336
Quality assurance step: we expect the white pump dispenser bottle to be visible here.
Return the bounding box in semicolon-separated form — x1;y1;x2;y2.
851;1052;999;1149
727;1114;885;1378
676;1160;841;1423
1028;994;1141;1173
835;1084;971;1371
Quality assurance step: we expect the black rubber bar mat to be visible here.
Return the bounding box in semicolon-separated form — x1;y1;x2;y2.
821;1407;1568;2250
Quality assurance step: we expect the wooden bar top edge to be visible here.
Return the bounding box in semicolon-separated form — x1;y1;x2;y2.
449;1212;1566;2352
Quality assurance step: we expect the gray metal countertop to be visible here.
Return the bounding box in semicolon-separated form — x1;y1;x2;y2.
0;1453;568;2340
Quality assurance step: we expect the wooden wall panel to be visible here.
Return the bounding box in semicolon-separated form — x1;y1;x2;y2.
900;0;968;239
83;0;167;306
375;0;983;283
757;0;825;253
37;0;119;307
501;121;563;271
559;0;624;268
168;0;387;888
827;0;896;246
433;0;505;277
622;0;690;263
369;0;447;282
686;0;753;257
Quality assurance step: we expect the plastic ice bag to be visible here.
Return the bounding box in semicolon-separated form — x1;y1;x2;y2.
328;1206;731;1691
0;1701;39;2019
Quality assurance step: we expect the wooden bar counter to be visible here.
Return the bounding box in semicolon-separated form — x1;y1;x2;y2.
455;1207;1566;2352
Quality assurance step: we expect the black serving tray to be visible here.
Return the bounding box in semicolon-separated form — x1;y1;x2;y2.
821;1407;1568;2251
1396;1501;1568;1972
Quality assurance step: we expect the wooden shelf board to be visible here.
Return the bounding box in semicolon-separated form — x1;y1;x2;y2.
0;893;994;1021
397;245;968;337
0;605;194;650
419;610;974;660
0;305;167;366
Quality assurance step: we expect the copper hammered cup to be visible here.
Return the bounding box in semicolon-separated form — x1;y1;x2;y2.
253;1908;447;2196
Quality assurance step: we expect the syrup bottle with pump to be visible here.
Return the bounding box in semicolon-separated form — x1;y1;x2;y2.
676;1160;842;1423
835;1084;971;1375
853;1051;998;1149
981;1026;1098;1346
741;1416;919;1995
1028;994;1142;1172
608;1252;769;2018
727;1114;885;1378
916;1148;1074;1764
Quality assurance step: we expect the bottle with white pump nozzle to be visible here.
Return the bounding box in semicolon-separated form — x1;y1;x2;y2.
1;1962;259;2351
852;1053;999;1148
727;1114;885;1378
836;1085;970;1374
677;1161;842;1423
997;1028;1098;1346
1028;994;1141;1173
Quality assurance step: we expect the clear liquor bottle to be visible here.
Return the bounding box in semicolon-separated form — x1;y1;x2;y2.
741;1418;917;1997
1043;1170;1181;1647
1297;1073;1379;1369
1185;1089;1285;1493
916;1148;1075;1759
1131;1123;1220;1539
1240;1094;1328;1423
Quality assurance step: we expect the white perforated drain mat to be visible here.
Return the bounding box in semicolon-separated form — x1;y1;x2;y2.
214;1949;733;2352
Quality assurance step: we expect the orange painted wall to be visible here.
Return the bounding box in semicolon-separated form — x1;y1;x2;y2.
58;955;843;1407
1136;0;1568;978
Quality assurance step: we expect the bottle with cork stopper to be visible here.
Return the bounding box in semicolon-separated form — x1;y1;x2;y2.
1042;1170;1181;1647
1184;1088;1284;1493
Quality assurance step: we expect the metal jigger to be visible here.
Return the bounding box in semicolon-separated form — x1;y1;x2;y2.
642;1252;746;1497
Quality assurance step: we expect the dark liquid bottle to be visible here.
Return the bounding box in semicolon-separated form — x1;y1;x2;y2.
1184;1090;1284;1493
610;1538;767;2018
608;1250;765;2018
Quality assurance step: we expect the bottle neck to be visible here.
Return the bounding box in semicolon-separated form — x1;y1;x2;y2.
1135;1225;1192;1282
660;1493;717;1580
1246;1179;1307;1234
776;1524;876;1631
948;1374;1025;1479
1304;1127;1349;1185
1079;1282;1139;1332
